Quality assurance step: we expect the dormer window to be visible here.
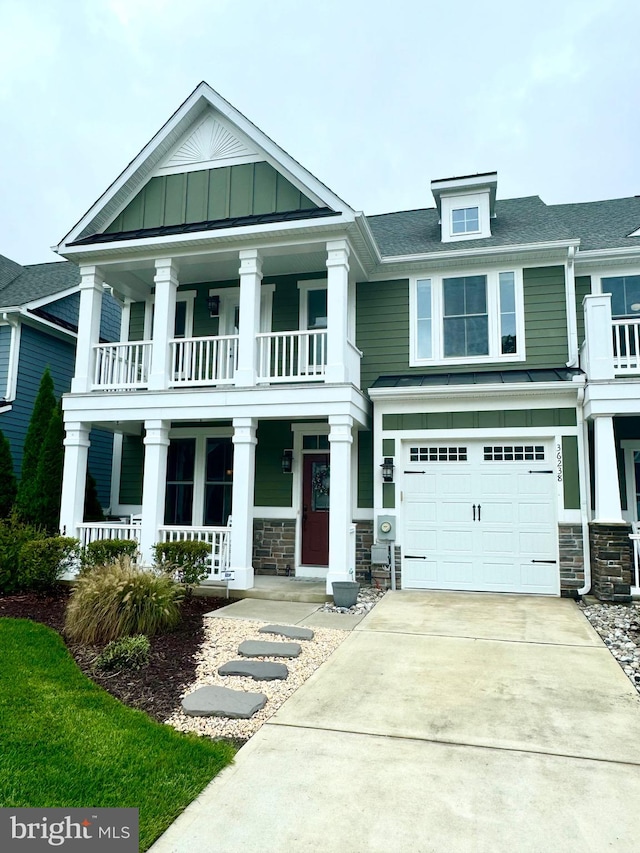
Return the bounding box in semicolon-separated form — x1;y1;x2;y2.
431;172;497;243
451;206;479;235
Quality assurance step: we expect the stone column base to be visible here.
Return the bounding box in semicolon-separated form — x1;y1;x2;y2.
588;522;632;602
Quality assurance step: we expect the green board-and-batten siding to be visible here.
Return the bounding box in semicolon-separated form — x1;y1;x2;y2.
382;408;577;431
119;434;144;505
357;266;568;391
255;421;293;507
575;275;591;346
106;163;318;234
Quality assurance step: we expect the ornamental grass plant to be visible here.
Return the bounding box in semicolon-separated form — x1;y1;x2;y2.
65;557;183;645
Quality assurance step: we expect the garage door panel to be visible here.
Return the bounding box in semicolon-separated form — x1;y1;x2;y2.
402;439;559;595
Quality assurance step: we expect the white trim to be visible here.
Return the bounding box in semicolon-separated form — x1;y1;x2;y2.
3;317;21;401
110;432;124;513
378;239;580;266
156;153;263;177
565;246;579;367
409;268;525;367
297;278;328;330
23;284;80;312
144;289;196;339
370;379;582;403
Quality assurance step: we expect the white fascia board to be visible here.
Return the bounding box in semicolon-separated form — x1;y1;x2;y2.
369;380;583;404
353;212;382;266
583;379;640;418
61;383;371;427
19;308;77;340
58;214;356;263
575;246;640;268
56;83;354;252
377;239;580;267
23;284;80;312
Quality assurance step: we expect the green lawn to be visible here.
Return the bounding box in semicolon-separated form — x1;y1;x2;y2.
0;618;235;850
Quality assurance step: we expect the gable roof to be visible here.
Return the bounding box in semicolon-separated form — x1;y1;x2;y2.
0;259;79;309
57;82;355;252
366;195;640;258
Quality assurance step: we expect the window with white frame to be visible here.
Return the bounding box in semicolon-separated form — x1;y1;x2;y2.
451;206;479;235
601;274;640;319
410;270;524;365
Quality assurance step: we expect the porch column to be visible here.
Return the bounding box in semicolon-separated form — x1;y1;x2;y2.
71;267;104;393
583;293;614;380
149;259;179;391
235;249;262;386
593;415;623;522
326;413;354;594
229;417;257;589
140;419;170;564
59;421;90;537
326;239;350;383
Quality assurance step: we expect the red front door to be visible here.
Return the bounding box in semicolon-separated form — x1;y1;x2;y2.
301;453;329;566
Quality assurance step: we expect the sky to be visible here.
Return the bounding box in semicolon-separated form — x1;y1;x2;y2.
1;0;639;265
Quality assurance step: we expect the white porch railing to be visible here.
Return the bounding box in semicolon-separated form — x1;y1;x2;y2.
257;330;327;382
93;341;152;389
76;522;142;548
170;335;238;386
630;526;640;590
613;319;640;373
158;525;231;580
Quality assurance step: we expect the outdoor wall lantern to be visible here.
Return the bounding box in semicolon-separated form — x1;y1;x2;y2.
380;457;395;482
281;449;293;474
207;294;220;317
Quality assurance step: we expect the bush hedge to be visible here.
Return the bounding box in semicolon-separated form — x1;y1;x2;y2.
0;516;48;594
94;634;151;672
18;537;79;593
152;540;211;591
82;539;139;570
65;558;183;644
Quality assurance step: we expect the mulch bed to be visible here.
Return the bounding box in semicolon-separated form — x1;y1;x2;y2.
0;588;229;724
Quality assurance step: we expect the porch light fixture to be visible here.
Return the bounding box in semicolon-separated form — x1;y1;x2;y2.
281;449;293;474
380;457;395;482
207;294;220;317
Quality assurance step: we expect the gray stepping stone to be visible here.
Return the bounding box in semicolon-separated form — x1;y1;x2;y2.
258;624;314;641
238;640;302;658
182;685;267;719
218;660;289;681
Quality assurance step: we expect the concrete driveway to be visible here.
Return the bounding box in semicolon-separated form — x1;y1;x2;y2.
151;591;640;852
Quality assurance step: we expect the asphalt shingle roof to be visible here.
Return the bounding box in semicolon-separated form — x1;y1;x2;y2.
366;195;640;258
0;259;80;309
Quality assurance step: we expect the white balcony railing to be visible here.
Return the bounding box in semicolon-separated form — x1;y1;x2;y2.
257;330;327;382
613;319;640;373
76;522;142;548
93;341;152;389
170;335;238;386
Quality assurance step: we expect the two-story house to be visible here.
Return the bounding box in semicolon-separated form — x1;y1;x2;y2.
54;82;640;600
0;255;119;509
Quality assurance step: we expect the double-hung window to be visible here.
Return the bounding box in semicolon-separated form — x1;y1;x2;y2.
451;206;479;235
410;270;523;365
601;274;640;318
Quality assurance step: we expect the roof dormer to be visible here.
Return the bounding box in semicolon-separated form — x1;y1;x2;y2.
431;172;497;243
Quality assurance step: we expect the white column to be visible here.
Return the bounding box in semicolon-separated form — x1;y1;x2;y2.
583;293;614;380
326;239;350;383
229;417;257;589
235;249;262;386
140;419;170;564
593;415;623;522
71;267;104;393
326;413;354;593
149;259;179;391
59;421;90;536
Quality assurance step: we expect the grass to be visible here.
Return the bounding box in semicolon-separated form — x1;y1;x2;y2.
0;618;235;851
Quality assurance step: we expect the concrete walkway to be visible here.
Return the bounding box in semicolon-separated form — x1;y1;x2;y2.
151;591;640;852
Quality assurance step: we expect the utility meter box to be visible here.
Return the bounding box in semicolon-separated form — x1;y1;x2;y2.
377;515;396;540
371;543;390;565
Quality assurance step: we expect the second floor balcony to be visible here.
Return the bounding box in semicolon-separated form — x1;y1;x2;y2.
581;293;640;381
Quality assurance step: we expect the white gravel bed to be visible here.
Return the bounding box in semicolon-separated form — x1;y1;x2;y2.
319;585;387;615
165;618;348;740
580;601;640;694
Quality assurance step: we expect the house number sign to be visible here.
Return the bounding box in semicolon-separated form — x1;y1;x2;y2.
556;443;563;483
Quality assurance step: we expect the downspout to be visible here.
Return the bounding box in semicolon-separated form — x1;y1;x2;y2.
575;381;592;596
565;246;579;368
1;311;20;403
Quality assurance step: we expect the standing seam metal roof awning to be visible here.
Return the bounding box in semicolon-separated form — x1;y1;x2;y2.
370;368;584;389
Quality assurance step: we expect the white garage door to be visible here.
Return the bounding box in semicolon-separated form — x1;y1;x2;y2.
402;441;558;595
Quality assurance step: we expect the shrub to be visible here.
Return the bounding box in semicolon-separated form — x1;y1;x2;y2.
0;515;47;594
0;429;17;519
18;536;80;593
15;368;57;524
33;403;65;533
152;540;211;592
82;539;139;570
65;558;183;644
94;634;151;672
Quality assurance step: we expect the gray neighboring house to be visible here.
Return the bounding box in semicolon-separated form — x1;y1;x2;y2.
0;254;120;510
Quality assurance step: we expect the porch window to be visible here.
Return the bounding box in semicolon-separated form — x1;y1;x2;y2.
602;275;640;318
165;438;195;524
204;438;233;526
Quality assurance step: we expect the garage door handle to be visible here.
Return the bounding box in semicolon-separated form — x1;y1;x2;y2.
531;560;557;564
528;470;554;474
405;555;427;560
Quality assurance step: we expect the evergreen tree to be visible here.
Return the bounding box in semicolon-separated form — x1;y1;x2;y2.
0;429;17;518
34;403;65;533
15;367;57;523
